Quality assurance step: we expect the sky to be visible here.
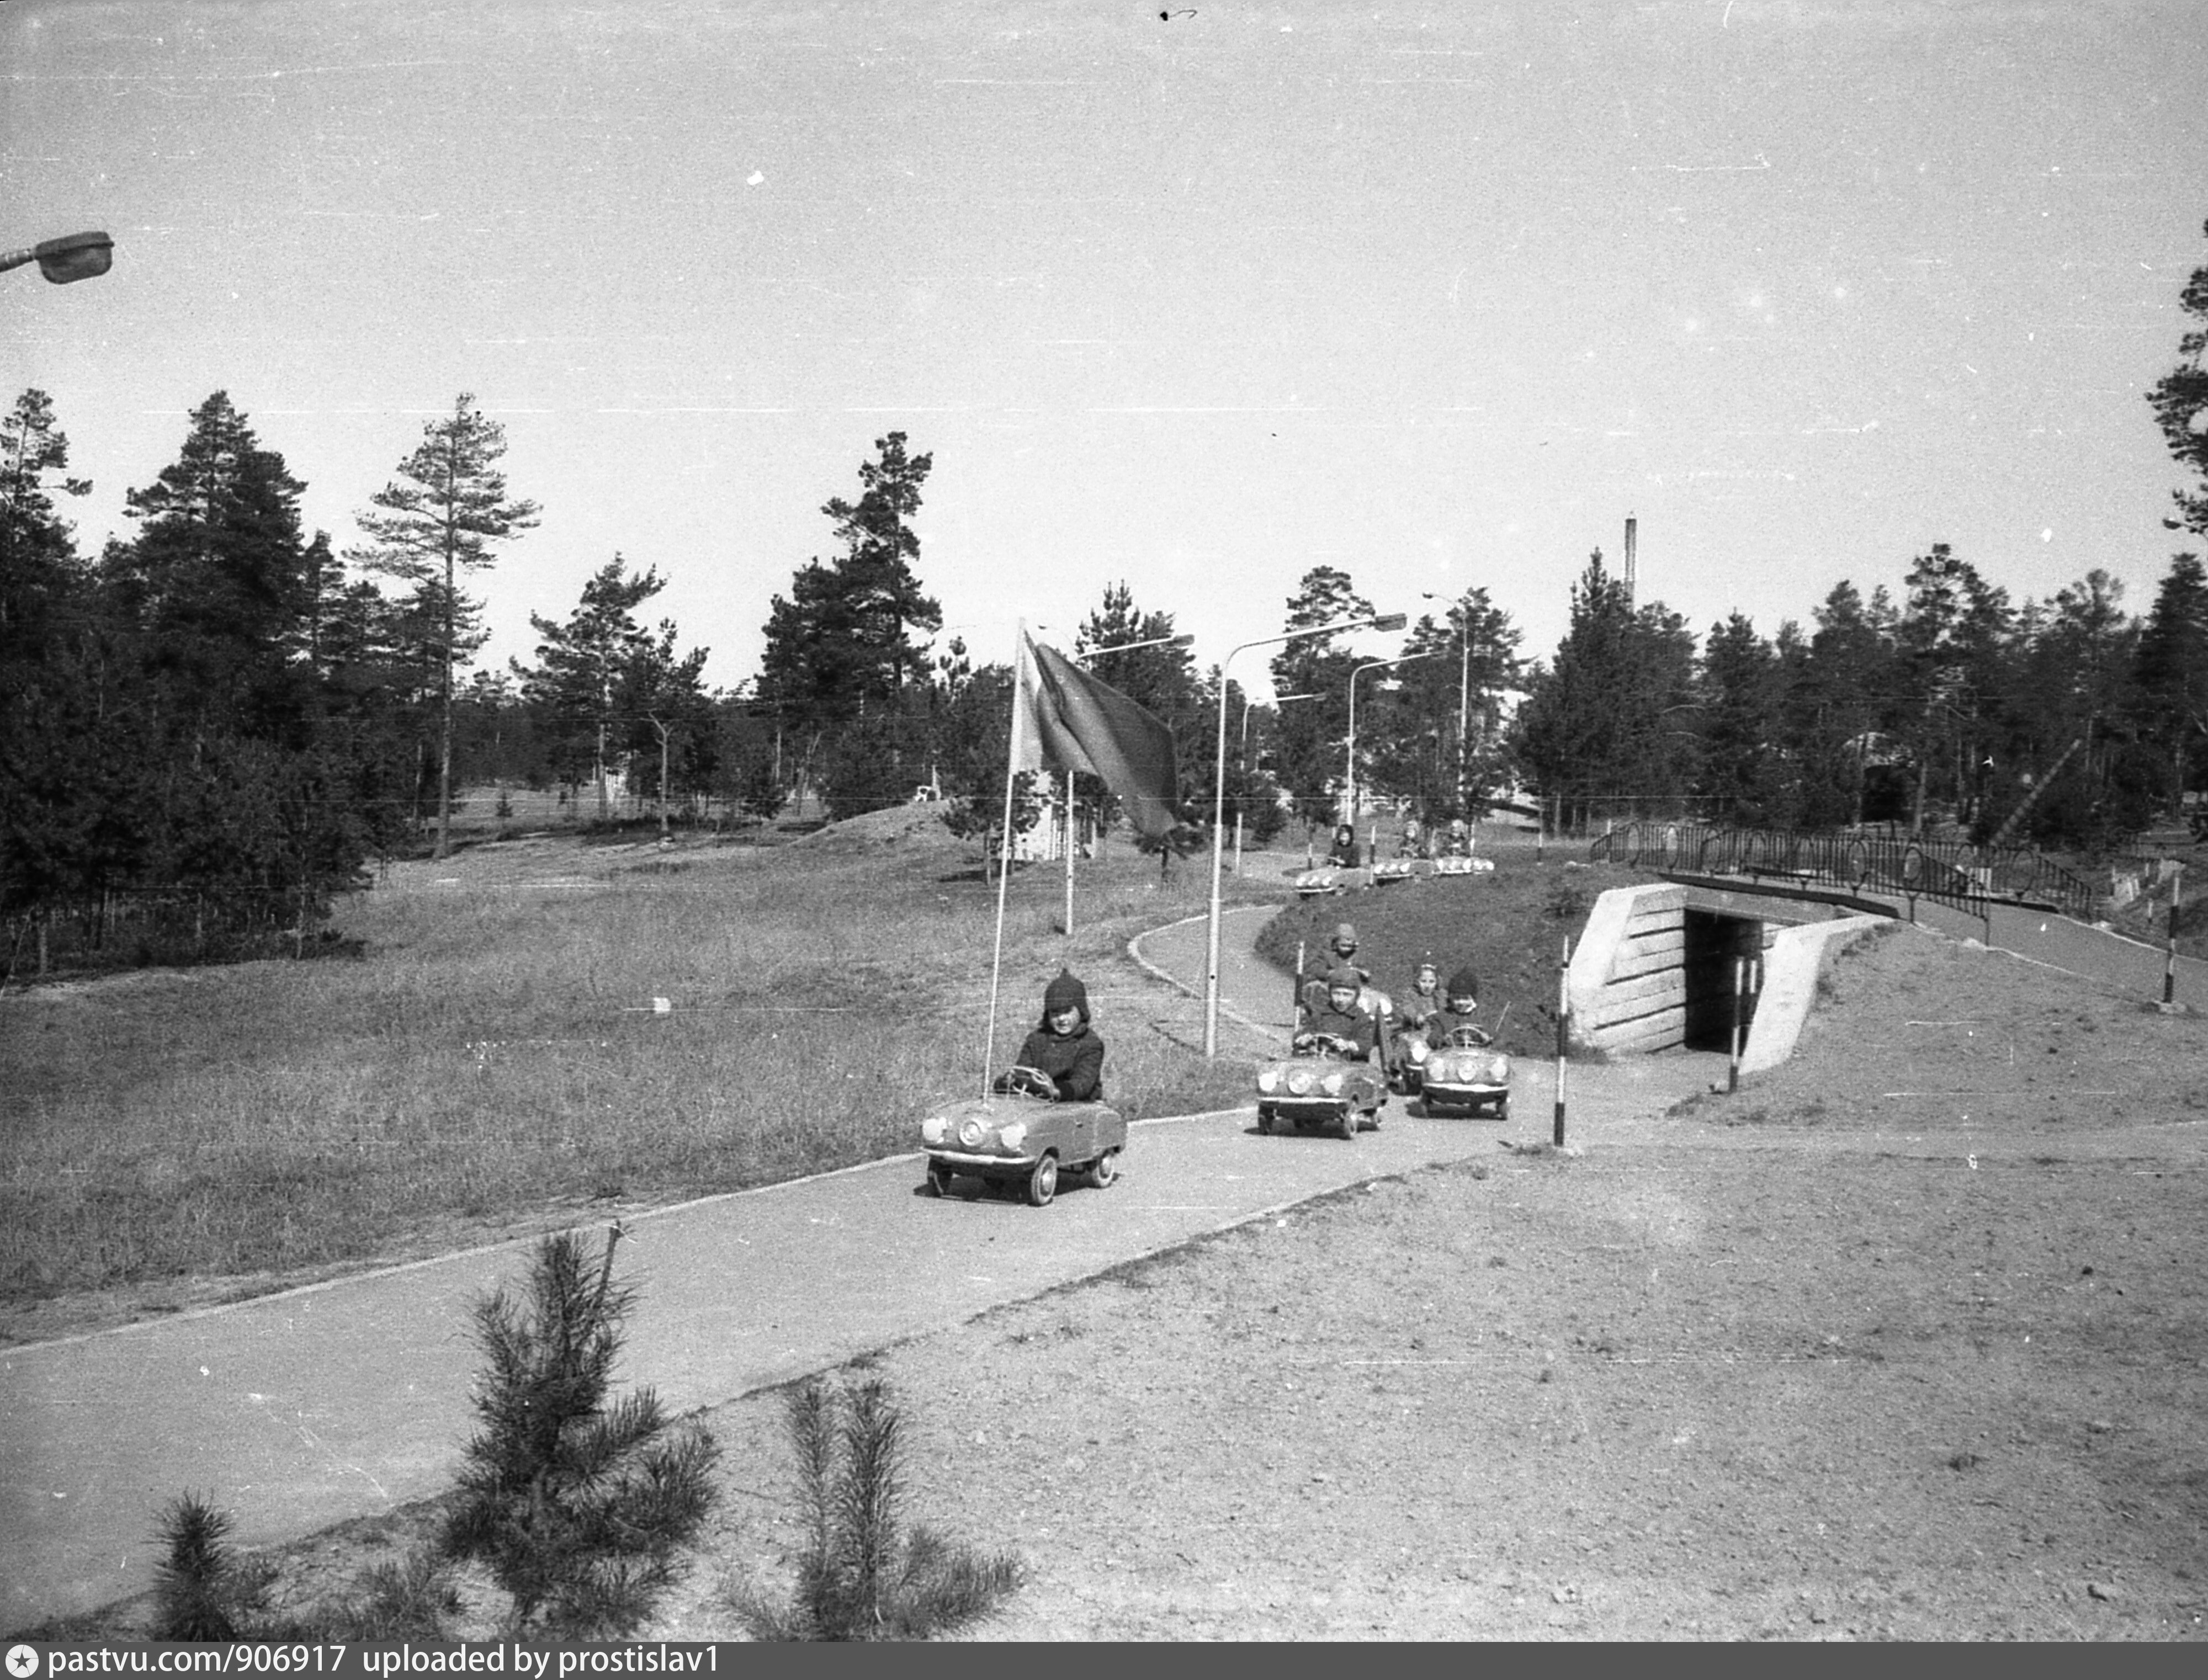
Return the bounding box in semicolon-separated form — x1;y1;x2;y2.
6;0;2207;702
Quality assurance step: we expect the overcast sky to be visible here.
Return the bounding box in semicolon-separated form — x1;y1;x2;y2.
6;0;2205;698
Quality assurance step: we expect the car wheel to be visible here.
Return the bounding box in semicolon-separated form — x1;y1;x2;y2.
1025;1154;1059;1208
1256;1105;1273;1134
1089;1150;1119;1189
925;1163;954;1198
1341;1108;1358;1141
1495;1096;1510;1120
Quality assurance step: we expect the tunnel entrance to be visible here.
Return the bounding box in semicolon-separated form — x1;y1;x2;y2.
1680;908;1765;1051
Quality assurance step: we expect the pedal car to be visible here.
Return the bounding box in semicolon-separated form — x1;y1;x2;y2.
1419;1025;1511;1119
1432;854;1495;876
1294;865;1345;897
1371;858;1414;885
1390;1031;1432;1097
1254;1031;1387;1140
919;1067;1127;1206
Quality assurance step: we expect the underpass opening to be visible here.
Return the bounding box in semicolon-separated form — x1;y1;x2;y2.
1681;907;1764;1051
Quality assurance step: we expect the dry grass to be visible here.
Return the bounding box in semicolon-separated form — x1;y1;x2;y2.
0;812;1283;1328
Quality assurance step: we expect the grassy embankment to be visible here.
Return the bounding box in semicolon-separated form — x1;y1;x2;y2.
0;807;1286;1331
1253;838;1671;1062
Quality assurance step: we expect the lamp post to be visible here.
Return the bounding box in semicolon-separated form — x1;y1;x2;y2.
1235;690;1315;874
1;231;113;285
1206;612;1405;1054
1345;652;1440;830
1063;630;1194;934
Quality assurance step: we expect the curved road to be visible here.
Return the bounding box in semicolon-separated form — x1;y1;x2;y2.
1;902;1723;1632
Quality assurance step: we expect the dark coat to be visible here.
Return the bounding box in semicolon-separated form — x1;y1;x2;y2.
1015;1022;1105;1102
1299;1000;1378;1060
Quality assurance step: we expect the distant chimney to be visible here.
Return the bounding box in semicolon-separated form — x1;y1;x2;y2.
1623;514;1637;607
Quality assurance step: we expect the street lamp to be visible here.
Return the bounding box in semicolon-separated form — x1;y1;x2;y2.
1205;612;1406;1055
1345;652;1440;829
1;231;113;285
1235;690;1315;874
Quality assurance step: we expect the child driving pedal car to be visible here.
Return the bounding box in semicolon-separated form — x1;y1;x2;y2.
1300;966;1379;1061
1008;968;1105;1102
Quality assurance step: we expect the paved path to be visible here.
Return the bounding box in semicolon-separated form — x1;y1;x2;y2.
1;902;1722;1633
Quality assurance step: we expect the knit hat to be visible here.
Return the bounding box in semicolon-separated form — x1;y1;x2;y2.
1333;922;1358;949
1043;968;1090;1024
1325;965;1363;993
1445;965;1480;1002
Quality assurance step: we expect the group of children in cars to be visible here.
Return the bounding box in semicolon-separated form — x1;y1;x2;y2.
1004;918;1488;1107
1298;919;1492;1074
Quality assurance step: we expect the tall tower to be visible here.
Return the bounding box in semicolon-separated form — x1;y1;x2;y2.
1623;514;1637;607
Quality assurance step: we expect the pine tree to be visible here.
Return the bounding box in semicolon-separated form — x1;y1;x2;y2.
104;391;315;745
2147;217;2208;543
1267;566;1377;828
441;1227;720;1640
349;394;539;857
1510;550;1698;831
2131;553;2208;818
759;433;940;729
513;555;664;820
726;1377;1019;1640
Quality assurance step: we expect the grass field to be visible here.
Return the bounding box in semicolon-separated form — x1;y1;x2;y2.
0;804;1288;1337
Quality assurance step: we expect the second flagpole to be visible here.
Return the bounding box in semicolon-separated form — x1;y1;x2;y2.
982;626;1027;1093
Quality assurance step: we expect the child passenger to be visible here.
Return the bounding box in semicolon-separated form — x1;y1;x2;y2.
1012;969;1105;1102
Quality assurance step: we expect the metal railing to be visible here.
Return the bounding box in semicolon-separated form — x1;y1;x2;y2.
1586;821;2101;923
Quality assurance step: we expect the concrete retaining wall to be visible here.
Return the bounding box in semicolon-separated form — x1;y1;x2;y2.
1567;882;1883;1067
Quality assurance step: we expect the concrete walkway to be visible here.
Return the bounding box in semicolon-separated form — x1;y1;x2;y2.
1;902;1722;1634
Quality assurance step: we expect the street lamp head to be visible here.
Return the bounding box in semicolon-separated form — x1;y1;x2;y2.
1371;613;1408;633
13;231;114;284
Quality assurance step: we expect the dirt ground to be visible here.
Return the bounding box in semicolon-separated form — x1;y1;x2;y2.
60;914;2205;1643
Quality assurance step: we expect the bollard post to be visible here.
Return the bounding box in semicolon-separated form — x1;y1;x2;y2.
1296;939;1307;1021
1553;933;1570;1146
2165;870;2182;1008
1728;955;1745;1093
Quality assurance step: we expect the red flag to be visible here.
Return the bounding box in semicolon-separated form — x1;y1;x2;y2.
1019;635;1180;839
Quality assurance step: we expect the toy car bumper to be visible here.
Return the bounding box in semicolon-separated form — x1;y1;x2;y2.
1259;1097;1356;1124
1421;1081;1510;1116
926;1147;1045;1174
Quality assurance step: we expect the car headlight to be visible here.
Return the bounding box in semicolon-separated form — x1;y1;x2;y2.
1488;1057;1510;1082
958;1117;988;1149
996;1121;1026;1152
1406;1040;1430;1064
1320;1073;1344;1096
1257;1068;1280;1093
921;1116;947;1145
1287;1069;1314;1096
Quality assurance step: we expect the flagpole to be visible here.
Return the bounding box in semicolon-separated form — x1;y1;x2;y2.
984;629;1027;1092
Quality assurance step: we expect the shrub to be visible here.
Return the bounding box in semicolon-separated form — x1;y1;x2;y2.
150;1492;274;1641
726;1376;1020;1640
440;1225;720;1639
316;1546;464;1641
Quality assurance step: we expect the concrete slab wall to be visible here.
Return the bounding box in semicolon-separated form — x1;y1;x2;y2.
1567;884;1690;1055
1569;882;1883;1069
1738;913;1888;1075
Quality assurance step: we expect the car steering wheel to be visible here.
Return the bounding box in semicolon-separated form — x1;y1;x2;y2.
1293;1031;1359;1059
995;1065;1059;1100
